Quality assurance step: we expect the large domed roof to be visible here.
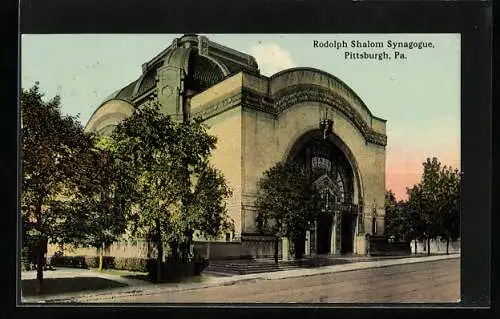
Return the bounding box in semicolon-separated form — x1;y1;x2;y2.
101;34;260;105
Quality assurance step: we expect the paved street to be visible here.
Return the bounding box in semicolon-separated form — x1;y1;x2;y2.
97;258;459;303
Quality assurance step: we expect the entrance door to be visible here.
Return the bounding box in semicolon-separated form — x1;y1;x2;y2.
317;214;332;254
341;215;354;254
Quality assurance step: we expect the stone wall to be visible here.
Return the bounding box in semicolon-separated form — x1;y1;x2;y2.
367;235;411;256
47;240;151;259
354;235;367;255
194;241;252;260
241;236;282;259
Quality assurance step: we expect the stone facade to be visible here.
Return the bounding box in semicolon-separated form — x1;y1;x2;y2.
75;34;387;260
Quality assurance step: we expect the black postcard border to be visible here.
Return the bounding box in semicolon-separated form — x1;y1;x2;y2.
8;0;493;316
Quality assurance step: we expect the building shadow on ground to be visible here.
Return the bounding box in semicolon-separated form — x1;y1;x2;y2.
121;274;206;284
21;277;128;297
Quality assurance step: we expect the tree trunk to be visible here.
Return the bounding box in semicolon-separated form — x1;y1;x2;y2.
274;237;279;264
171;241;179;261
36;244;44;295
99;242;104;272
446;238;450;255
35;204;44;295
427;237;431;256
155;219;163;283
187;231;194;261
414;239;417;255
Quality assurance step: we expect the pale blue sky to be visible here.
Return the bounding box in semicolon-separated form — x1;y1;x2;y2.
21;34;460;199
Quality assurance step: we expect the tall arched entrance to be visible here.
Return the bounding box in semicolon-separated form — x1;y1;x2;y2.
287;129;362;256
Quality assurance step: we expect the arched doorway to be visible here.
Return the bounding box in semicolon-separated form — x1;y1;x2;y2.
287;129;361;256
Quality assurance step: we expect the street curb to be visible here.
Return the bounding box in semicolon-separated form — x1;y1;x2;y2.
25;254;459;303
260;253;459;280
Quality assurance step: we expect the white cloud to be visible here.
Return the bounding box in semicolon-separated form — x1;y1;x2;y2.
249;43;296;76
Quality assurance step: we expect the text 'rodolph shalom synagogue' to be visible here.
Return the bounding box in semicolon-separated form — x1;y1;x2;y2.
313;40;435;50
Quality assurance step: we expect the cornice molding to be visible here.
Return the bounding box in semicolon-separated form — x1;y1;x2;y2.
271;85;387;146
191;85;387;146
191;90;243;120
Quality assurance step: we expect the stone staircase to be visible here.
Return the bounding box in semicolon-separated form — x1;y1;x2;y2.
204;256;352;276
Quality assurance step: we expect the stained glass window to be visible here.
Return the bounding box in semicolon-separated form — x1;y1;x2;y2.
336;173;344;202
312;157;332;173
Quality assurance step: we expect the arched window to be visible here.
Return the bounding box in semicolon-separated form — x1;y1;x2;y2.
335;173;345;203
312;156;332;173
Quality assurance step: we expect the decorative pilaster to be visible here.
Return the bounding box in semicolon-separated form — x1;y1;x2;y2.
305;231;311;256
313;221;318;255
357;205;365;235
198;36;210;57
156;65;184;121
331;217;336;254
282;237;289;261
335;213;341;254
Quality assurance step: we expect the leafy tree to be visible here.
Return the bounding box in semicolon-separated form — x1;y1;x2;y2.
21;83;94;293
420;158;442;253
384;190;406;241
111;104;232;280
407;157;461;255
111;104;186;281
163;118;233;262
179;164;234;260
64;135;135;270
435;165;461;254
385;189;426;255
255;162;321;261
384;190;399;238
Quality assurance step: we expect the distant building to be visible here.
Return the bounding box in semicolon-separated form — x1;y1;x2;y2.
82;34;387;259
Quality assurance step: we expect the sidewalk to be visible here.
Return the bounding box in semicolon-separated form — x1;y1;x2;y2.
22;253;459;304
21;268;152;287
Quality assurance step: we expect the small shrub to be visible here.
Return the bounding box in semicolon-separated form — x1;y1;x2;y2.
85;256;116;269
102;256;116;269
193;258;209;276
21;247;31;271
49;255;88;269
84;256;99;268
146;257;209;283
114;257;149;272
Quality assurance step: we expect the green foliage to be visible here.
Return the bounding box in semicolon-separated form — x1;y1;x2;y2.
384;190;423;242
410;157;461;242
387;157;460;249
114;257;150;272
49;253;208;278
64;135;133;249
21;83;92;204
21;83;98;291
182;165;234;241
111;103;233;260
49;255;89;269
48;255;151;272
255;162;321;242
146;258;208;282
384;190;403;240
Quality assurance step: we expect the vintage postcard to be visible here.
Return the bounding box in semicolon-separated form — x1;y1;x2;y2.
20;34;461;304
